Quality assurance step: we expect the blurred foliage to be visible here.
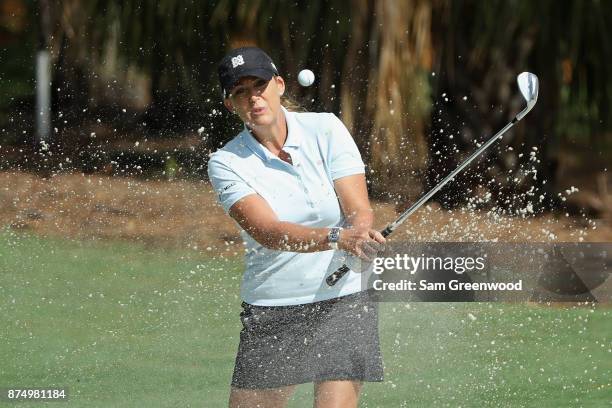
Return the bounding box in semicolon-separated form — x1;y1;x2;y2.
427;0;612;210
0;0;610;208
0;0;35;139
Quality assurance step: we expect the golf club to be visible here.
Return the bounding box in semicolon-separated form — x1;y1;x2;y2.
326;72;539;286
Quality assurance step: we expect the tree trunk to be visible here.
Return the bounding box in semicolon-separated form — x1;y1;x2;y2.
365;0;433;203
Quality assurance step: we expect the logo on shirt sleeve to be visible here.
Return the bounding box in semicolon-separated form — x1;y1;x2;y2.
219;182;237;199
222;182;237;192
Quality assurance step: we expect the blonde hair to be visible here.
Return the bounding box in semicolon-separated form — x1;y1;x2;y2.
281;95;307;112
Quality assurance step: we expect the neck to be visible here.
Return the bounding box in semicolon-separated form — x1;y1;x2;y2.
249;109;288;155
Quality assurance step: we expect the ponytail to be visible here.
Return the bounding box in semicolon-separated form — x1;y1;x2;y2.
281;95;307;112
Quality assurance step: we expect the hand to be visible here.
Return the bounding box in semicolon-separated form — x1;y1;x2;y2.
338;227;386;263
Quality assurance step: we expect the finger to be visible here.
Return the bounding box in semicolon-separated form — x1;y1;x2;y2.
355;247;374;263
366;240;384;252
361;242;380;255
361;254;374;263
361;243;379;260
369;230;387;244
361;239;385;256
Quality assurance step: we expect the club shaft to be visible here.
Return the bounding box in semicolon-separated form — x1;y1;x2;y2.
387;118;517;233
326;115;519;287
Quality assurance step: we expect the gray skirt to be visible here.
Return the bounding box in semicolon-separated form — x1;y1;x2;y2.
231;289;384;389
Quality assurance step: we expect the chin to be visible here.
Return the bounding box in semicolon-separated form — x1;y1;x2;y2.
247;114;274;127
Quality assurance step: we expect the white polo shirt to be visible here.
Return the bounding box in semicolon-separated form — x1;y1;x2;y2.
207;107;366;306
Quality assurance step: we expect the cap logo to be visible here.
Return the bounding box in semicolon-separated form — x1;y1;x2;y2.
231;55;244;68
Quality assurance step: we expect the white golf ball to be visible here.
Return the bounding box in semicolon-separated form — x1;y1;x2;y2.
298;69;315;87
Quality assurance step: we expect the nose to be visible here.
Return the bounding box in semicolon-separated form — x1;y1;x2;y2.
248;89;263;103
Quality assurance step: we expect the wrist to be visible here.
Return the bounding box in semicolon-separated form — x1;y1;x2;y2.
327;227;343;250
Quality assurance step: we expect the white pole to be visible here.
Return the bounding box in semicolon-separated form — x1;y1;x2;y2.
35;49;51;144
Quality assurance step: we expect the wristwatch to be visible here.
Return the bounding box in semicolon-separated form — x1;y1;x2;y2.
327;227;342;250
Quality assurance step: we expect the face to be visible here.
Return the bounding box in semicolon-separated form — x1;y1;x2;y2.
224;75;285;129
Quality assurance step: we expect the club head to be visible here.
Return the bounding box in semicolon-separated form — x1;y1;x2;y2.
515;72;539;120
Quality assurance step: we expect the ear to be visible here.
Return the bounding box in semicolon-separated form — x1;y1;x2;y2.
274;76;286;96
223;98;234;113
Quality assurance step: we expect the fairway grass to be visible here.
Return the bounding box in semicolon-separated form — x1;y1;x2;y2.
1;231;610;407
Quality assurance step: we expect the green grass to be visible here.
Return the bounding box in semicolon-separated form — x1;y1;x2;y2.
0;231;610;407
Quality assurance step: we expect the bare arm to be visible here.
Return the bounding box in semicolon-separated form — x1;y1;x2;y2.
227;174;385;259
333;174;386;259
228;194;332;252
333;174;374;229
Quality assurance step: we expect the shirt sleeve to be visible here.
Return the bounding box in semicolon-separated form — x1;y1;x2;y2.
327;113;366;180
207;155;256;213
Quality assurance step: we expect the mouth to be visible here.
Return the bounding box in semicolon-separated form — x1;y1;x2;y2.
251;107;266;116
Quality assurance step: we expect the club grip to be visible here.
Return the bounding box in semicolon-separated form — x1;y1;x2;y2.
326;225;395;286
326;264;351;286
381;225;393;237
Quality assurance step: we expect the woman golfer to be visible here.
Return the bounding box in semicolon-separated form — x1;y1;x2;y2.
208;47;386;408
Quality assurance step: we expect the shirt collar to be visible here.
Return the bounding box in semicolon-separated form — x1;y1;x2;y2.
281;106;301;148
242;106;302;162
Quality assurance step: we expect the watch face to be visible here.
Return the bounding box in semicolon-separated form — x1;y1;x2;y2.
328;228;341;250
329;227;340;242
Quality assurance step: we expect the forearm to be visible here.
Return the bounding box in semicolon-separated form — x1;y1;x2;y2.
344;207;374;229
228;190;377;253
251;221;332;253
333;174;375;230
259;207;375;252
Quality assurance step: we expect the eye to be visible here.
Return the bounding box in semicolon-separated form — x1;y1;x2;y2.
232;87;247;97
255;79;268;89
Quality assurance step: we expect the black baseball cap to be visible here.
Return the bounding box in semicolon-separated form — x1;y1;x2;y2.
218;47;279;99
